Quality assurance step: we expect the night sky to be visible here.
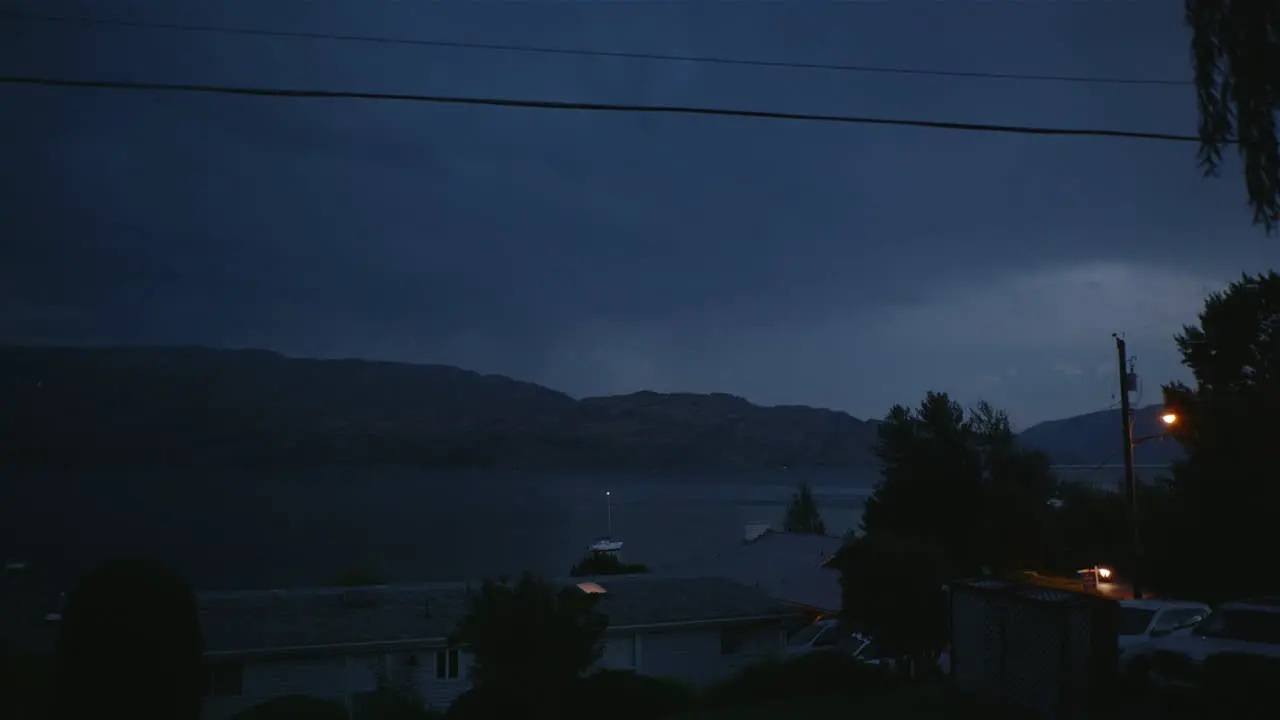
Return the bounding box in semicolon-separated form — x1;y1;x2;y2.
2;0;1275;428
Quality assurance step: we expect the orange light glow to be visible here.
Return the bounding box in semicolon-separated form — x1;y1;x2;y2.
1096;567;1113;580
1161;412;1178;426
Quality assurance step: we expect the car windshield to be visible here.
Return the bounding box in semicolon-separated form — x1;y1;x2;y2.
857;639;891;659
1119;608;1158;635
1193;609;1280;644
789;623;827;647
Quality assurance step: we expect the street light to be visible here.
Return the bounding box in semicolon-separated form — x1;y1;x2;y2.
1160;412;1178;426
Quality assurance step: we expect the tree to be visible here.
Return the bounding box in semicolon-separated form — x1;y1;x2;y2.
834;394;1057;657
1186;1;1280;233
452;574;607;713
830;531;953;656
1155;271;1280;600
230;696;349;720
335;567;385;587
52;559;204;720
569;552;650;577
860;393;1055;572
782;482;827;535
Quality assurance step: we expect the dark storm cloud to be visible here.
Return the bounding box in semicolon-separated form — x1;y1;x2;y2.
2;0;1276;426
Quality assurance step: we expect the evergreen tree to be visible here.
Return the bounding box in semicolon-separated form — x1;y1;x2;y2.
783;482;827;535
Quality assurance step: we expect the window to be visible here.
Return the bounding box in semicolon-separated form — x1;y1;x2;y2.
435;648;460;680
1193;609;1280;644
1155;609;1205;632
1118;608;1157;636
810;627;841;648
787;623;825;648
719;629;743;655
207;662;244;697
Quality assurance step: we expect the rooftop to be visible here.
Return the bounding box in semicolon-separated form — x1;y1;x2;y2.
198;574;794;656
661;530;845;613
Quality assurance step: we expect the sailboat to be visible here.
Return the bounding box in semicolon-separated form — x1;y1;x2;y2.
587;491;624;554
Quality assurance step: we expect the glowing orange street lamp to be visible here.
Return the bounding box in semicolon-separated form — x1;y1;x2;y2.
1160;412;1178;426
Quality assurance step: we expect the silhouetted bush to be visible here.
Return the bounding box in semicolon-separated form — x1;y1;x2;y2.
700;651;880;708
0;652;54;720
447;670;693;720
568;552;649;577
577;670;695;719
444;687;533;719
230;695;348;720
52;559;203;720
358;687;442;720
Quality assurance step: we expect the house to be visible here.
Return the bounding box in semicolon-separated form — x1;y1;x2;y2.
663;525;846;621
198;574;796;719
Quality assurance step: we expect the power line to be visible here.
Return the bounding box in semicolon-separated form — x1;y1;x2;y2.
2;10;1193;88
0;75;1209;144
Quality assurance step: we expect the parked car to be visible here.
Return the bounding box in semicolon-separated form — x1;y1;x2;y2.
1116;599;1210;685
785;617;857;656
1150;596;1280;697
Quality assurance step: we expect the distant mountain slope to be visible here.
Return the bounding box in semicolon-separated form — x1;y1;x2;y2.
1016;405;1185;466
0;345;880;470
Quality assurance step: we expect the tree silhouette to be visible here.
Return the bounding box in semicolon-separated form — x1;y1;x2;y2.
52;559;204;720
569;552;650;577
860;393;1055;572
1186;1;1280;232
334;566;385;587
782;482;827;535
1154;271;1280;600
453;574;606;713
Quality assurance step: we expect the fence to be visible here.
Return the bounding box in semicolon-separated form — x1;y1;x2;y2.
948;578;1119;720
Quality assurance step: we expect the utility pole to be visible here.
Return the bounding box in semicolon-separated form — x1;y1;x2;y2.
1114;334;1142;600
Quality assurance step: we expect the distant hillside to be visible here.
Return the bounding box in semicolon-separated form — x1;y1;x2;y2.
0;345;880;470
1017;405;1185;466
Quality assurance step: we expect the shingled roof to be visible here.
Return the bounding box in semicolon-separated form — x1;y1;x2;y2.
198;575;794;657
563;574;794;628
661;530;845;613
199;582;471;656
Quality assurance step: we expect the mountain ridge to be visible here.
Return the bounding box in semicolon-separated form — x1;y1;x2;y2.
0;344;1181;470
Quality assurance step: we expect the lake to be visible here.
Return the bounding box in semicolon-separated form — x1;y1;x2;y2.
0;467;876;597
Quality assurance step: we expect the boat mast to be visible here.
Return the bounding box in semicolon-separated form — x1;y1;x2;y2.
606;490;612;537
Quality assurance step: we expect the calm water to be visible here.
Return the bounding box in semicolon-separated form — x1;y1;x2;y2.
0;467;876;595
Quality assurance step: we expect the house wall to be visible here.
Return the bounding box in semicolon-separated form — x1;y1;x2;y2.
202;622;782;719
201;648;474;720
602;622;785;688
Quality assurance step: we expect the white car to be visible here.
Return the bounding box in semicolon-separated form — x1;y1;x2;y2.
1149;596;1280;696
1116;599;1210;684
785;617;855;656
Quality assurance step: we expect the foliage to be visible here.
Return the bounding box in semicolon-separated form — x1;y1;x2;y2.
1155;271;1280;601
782;482;827;535
452;573;607;710
335;567;386;587
860;393;1056;572
52;559;204;720
359;687;442;720
569;552;650;577
0;652;54;720
448;671;692;720
576;670;696;720
1186;2;1280;232
1041;483;1131;577
839;394;1055;654
829;531;953;656
700;651;879;708
229;696;349;720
